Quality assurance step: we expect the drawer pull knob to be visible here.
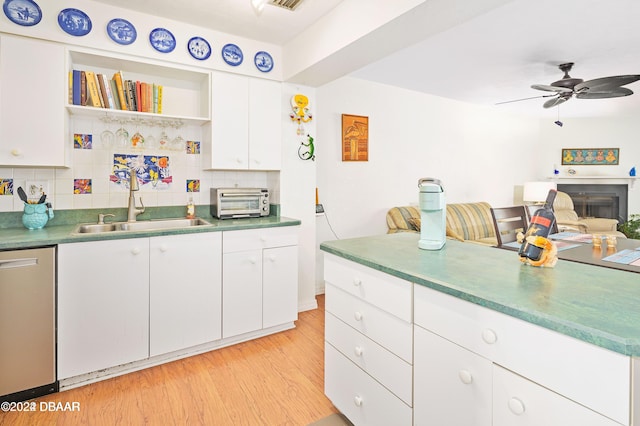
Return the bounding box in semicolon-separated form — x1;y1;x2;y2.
354;311;363;321
482;328;498;344
458;369;473;384
159;244;168;252
249;257;257;264
353;395;363;407
353;278;362;286
508;397;525;415
354;346;363;357
11;149;21;156
131;247;141;255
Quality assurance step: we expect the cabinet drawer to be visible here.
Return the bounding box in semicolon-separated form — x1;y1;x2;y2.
414;284;630;425
325;343;412;426
325;312;412;405
326;284;412;363
493;365;621;426
324;254;411;322
223;226;298;253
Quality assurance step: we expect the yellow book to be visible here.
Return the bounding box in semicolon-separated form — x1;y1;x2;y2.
157;85;163;114
68;71;73;105
112;71;128;111
84;71;102;108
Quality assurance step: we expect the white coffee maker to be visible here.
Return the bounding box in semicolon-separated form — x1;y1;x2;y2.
418;178;446;250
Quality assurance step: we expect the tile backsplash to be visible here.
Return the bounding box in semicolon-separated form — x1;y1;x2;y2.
0;117;279;212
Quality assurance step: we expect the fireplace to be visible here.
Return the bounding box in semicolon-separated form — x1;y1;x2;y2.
556;184;628;223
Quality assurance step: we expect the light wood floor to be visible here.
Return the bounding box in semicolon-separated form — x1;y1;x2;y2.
1;295;338;426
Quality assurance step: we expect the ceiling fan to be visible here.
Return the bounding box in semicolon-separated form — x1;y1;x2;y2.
498;62;640;108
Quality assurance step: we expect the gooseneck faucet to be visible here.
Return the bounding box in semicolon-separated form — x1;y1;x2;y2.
127;169;145;222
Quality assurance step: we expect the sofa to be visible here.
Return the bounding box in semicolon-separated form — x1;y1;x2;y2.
386;202;498;246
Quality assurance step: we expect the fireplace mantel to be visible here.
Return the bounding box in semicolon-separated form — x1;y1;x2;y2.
548;176;639;189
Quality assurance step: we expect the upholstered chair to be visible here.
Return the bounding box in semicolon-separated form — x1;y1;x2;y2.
553;191;624;237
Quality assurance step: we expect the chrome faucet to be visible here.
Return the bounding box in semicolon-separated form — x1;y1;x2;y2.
127;169;145;222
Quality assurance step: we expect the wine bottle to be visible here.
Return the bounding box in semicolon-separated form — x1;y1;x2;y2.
518;189;557;261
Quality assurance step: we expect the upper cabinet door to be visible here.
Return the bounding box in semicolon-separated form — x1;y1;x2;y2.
210;72;249;169
0;35;67;167
248;78;282;170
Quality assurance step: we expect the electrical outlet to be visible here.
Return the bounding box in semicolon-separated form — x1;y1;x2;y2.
25;180;49;201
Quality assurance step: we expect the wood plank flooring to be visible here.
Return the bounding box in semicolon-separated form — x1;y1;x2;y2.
0;295;338;426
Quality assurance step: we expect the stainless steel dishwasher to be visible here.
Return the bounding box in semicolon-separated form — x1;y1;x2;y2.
1;246;58;402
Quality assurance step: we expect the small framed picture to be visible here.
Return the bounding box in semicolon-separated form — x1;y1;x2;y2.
342;114;368;161
561;148;619;165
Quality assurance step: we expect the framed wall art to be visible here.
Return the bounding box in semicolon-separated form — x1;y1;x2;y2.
342;114;369;161
561;148;619;165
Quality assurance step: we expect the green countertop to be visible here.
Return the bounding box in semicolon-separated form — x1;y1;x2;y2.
321;233;640;356
0;212;300;250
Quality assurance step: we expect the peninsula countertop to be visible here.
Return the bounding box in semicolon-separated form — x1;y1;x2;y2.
320;232;640;357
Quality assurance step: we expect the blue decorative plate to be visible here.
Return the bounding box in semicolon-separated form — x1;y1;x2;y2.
3;0;41;26
107;18;137;45
254;51;274;73
188;36;211;61
58;8;92;37
149;27;176;53
222;43;243;66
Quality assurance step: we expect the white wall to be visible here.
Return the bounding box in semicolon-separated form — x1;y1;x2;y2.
315;76;540;240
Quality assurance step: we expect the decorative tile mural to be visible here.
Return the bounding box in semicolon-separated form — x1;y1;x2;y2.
74;179;92;194
186;140;200;154
74;133;93;149
0;178;13;195
186;179;200;192
111;153;172;189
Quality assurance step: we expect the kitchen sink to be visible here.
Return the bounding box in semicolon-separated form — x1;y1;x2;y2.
73;218;214;234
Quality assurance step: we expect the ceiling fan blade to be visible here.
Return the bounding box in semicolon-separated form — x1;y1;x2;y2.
576;88;634;99
495;94;556;105
531;84;573;93
543;96;569;109
575;75;640;92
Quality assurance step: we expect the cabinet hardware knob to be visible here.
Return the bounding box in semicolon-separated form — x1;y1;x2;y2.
11;149;21;156
159;244;168;252
458;369;473;384
267;255;276;262
353;395;363;407
481;328;498;344
354;346;363;357
354;311;363;321
249;257;257;264
508;397;525;415
353;278;362;286
236;158;243;163
131;247;141;255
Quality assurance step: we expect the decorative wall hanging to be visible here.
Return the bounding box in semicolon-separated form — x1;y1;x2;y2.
289;94;312;135
188;36;211;60
73;133;92;149
342;114;369;162
107;18;137;45
0;178;14;195
58;8;92;37
254;51;273;73
561;148;619;165
149;28;176;53
111;154;172;189
298;134;315;161
3;0;41;26
222;43;243;66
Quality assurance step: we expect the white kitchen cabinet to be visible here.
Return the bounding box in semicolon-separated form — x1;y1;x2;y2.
414;325;492;426
0;35;67;167
208;72;282;170
58;239;149;379
149;232;222;357
222;227;298;338
323;254;413;425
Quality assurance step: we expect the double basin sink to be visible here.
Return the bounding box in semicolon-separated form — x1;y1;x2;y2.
73;217;214;234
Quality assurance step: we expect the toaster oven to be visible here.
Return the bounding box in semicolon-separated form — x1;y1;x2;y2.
210;188;270;219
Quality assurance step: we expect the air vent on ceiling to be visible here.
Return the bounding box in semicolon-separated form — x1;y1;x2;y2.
268;0;304;11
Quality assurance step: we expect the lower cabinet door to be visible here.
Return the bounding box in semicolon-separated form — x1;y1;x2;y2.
493;365;621;426
262;245;298;328
414;325;492;426
222;249;262;338
58;240;150;379
325;343;412;426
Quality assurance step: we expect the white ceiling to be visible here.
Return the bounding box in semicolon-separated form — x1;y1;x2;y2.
93;0;640;119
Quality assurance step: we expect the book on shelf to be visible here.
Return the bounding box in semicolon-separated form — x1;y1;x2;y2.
136;81;142;112
109;79;121;110
96;73;110;108
100;74;116;109
112;71;128;111
153;84;158;114
84;71;102;108
157;85;163;114
80;71;87;106
68;71;73;105
72;69;82;105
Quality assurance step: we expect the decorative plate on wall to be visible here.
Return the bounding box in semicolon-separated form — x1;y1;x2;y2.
58;8;92;37
106;18;137;45
3;0;41;26
254;51;274;73
221;43;243;66
149;27;176;53
187;36;211;61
